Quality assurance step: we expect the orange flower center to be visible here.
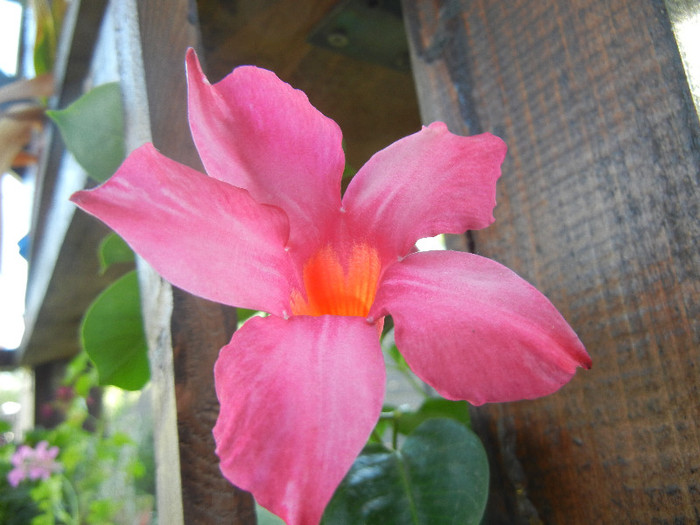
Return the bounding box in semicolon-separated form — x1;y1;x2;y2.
290;243;381;317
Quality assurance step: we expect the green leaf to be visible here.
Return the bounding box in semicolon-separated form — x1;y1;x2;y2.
73;372;95;398
368;408;395;445
236;308;263;324
81;271;149;390
47;82;125;182
32;0;66;75
323;419;489;525
340;141;357;194
256;502;286;525
382;328;411;374
63;351;90;386
98;233;135;274
397;398;471;436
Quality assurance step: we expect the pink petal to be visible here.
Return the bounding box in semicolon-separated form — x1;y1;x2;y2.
186;49;344;252
11;445;32;466
370;251;591;405
71;143;296;316
213;315;385;525
342;123;507;261
7;468;24;487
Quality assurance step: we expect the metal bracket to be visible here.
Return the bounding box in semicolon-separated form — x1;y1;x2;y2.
308;0;410;72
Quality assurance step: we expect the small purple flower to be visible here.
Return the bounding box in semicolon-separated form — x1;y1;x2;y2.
7;441;61;487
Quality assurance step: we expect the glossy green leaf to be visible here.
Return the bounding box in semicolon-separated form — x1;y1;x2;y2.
81;271;149;390
98;233;135;274
48;82;125;182
323;419;489;525
397;397;471;436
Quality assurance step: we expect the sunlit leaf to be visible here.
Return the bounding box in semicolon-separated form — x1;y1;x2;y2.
323;419;489;525
81;271;149;390
32;0;67;75
73;372;95;399
397;397;471;436
236;308;261;323
48;82;125;182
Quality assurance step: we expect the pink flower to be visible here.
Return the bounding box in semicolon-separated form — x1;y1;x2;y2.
71;50;590;524
7;441;61;487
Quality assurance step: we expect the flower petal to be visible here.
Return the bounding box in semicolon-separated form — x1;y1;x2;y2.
342;123;507;260
213;315;385;525
370;251;591;405
186;49;344;250
7;468;24;487
71;143;295;316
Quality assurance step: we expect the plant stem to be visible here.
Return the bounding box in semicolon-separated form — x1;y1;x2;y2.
378;409;401;450
392;415;399;450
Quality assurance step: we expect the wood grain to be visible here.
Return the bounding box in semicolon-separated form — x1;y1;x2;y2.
404;0;699;522
196;0;421;170
135;0;255;522
170;289;256;524
20;0;110;366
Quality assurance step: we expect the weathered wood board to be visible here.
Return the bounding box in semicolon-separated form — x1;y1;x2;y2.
404;0;699;522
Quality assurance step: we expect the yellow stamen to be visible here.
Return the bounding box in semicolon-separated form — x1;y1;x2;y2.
290;243;381;317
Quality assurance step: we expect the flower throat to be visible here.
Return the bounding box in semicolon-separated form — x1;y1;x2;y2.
290;244;381;317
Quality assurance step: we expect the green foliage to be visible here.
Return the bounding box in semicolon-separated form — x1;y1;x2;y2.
0;446;41;524
81;271;149;391
396;397;471;436
49;79;144;392
382;327;411;373
0;353;154;524
30;475;73;525
323;419;489;525
48;82;125;182
256;503;285;525
236;307;262;324
98;233;135;274
340;141;358;195
32;0;67;75
322;327;488;523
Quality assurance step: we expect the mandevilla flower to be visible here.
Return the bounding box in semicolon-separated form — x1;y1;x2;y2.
71;49;590;524
7;441;61;487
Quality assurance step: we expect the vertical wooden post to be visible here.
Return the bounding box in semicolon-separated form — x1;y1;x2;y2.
404;0;699;522
114;0;255;522
112;1;184;522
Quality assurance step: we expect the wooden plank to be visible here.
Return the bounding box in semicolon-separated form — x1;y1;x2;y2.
664;0;700;117
196;0;421;169
20;0;109;366
110;1;186;523
130;0;256;522
403;0;699;522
